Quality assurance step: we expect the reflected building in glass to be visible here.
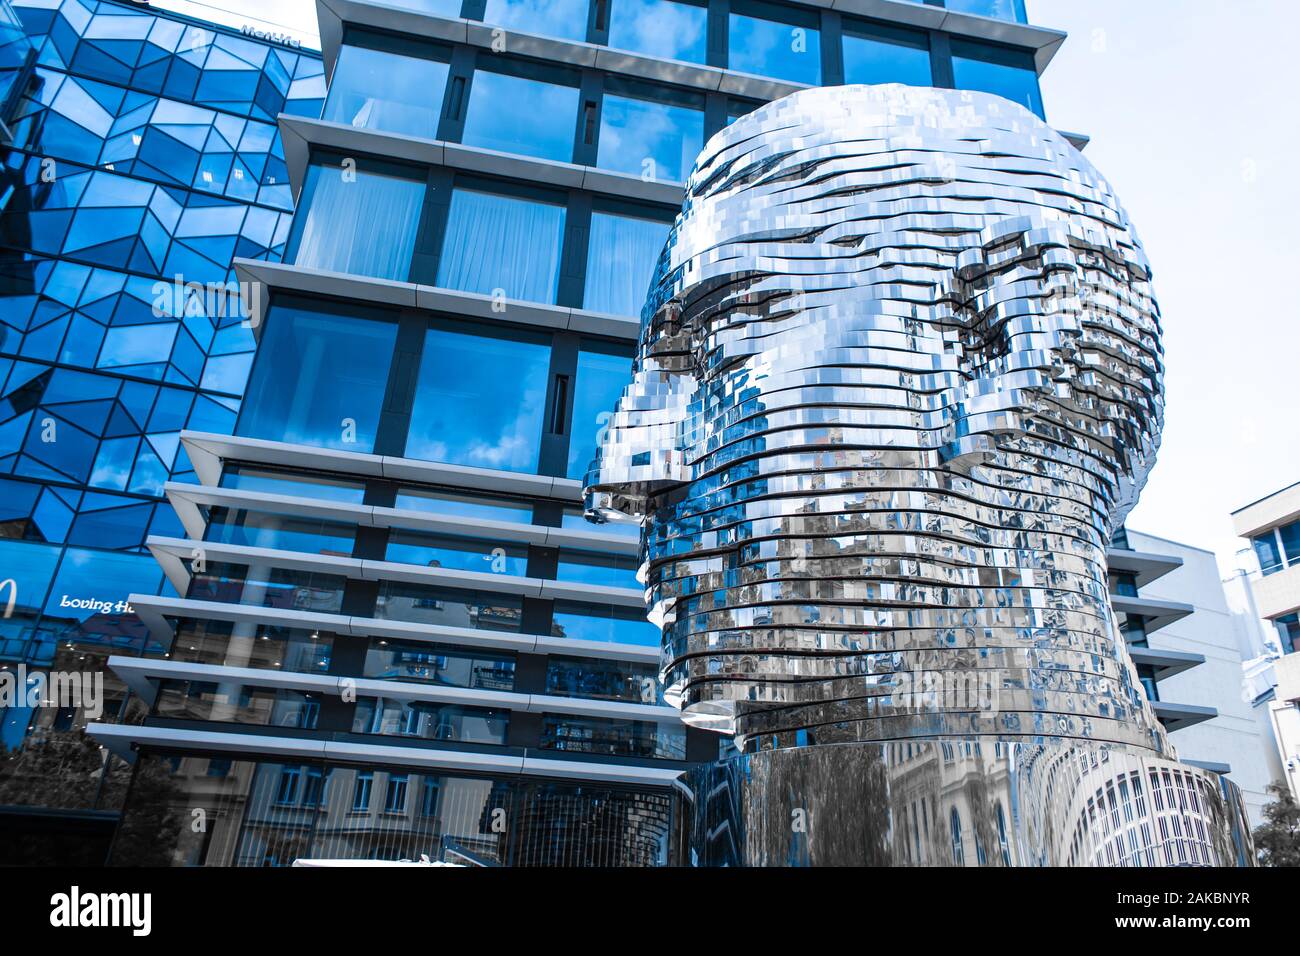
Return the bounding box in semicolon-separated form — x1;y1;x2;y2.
0;0;324;863
3;0;1237;866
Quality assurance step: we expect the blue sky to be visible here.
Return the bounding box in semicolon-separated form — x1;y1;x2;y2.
159;0;1299;569
1031;0;1300;569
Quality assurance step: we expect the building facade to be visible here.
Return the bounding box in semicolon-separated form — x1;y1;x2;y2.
1115;530;1276;825
0;0;323;862
1230;482;1300;803
4;0;1245;866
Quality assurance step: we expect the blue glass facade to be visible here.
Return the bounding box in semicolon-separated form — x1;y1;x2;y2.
0;0;322;841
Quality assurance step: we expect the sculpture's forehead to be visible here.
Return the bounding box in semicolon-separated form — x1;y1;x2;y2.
648;85;1147;313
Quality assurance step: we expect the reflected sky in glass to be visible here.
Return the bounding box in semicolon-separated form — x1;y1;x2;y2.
842;31;932;86
728;12;820;84
405;324;551;473
462;69;579;161
597;93;703;183
608;0;707;63
483;0;590;41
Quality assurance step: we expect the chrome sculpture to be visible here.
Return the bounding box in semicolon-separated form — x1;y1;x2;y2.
584;84;1252;865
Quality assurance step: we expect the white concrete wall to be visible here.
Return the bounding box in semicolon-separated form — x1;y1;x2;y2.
1127;530;1279;826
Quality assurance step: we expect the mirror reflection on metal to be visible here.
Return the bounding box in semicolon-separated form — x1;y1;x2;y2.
583;83;1253;866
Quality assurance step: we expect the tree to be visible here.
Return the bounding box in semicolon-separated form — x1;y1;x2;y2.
1253;781;1300;867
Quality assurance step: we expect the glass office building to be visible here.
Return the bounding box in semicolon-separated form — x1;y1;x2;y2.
7;0;1225;866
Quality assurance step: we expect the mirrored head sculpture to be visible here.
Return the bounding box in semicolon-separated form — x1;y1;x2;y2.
585;84;1253;866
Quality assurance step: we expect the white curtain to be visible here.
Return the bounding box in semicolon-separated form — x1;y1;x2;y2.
582;212;669;316
436;188;565;303
294;167;424;281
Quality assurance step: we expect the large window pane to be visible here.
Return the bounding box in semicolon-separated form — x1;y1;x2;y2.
323;43;449;139
608;0;707;63
951;39;1044;118
551;600;658;645
944;0;1027;24
384;0;462;14
462;68;579;161
386;529;529;575
375;581;523;632
728;6;821;85
483;0;590;41
842;24;931;87
583;210;669;316
1252;533;1282;575
436;188;566;303
292;163;425;281
394;487;534;524
1280;521;1300;566
406;321;551;472
567;343;634;480
597;89;704;183
237;300;397;452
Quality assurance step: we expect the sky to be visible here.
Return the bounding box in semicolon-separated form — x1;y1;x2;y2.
157;0;1300;572
1029;0;1300;571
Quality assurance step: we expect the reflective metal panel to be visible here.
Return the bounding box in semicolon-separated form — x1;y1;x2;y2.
583;84;1252;865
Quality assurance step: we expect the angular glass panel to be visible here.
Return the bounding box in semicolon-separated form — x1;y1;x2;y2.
950;39;1044;118
406;320;551;472
323;43;448;139
842;24;931;86
582;210;668;316
462;67;579;161
597;89;703;183
728;6;821;84
567;342;634;479
236;300;397;452
292;162;425;281
436;188;566;303
608;0;707;63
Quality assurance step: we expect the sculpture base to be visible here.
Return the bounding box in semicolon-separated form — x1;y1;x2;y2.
683;741;1254;866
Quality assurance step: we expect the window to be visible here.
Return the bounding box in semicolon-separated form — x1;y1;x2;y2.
842;22;931;87
220;466;367;504
950;808;964;865
483;0;591;42
323;39;450;139
236;299;397;453
375;580;524;632
943;0;1027;23
386;529;529;575
1279;520;1300;566
557;548;639;588
728;2;821;85
303;768;326;808
551;600;658;645
582;210;670;316
394;487;534;524
292;161;426;281
406;320;552;472
436;187;567;303
275;766;301;805
1275;614;1298;655
365;640;516;690
608;0;707;63
950;39;1044;118
385;774;409;813
207;509;356;556
567;342;635;479
352;771;373;811
597;83;705;183
541;714;685;759
462;64;580;161
547;656;656;703
1253;531;1283;575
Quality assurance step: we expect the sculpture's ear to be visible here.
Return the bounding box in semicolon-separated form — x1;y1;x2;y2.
937;216;1163;518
